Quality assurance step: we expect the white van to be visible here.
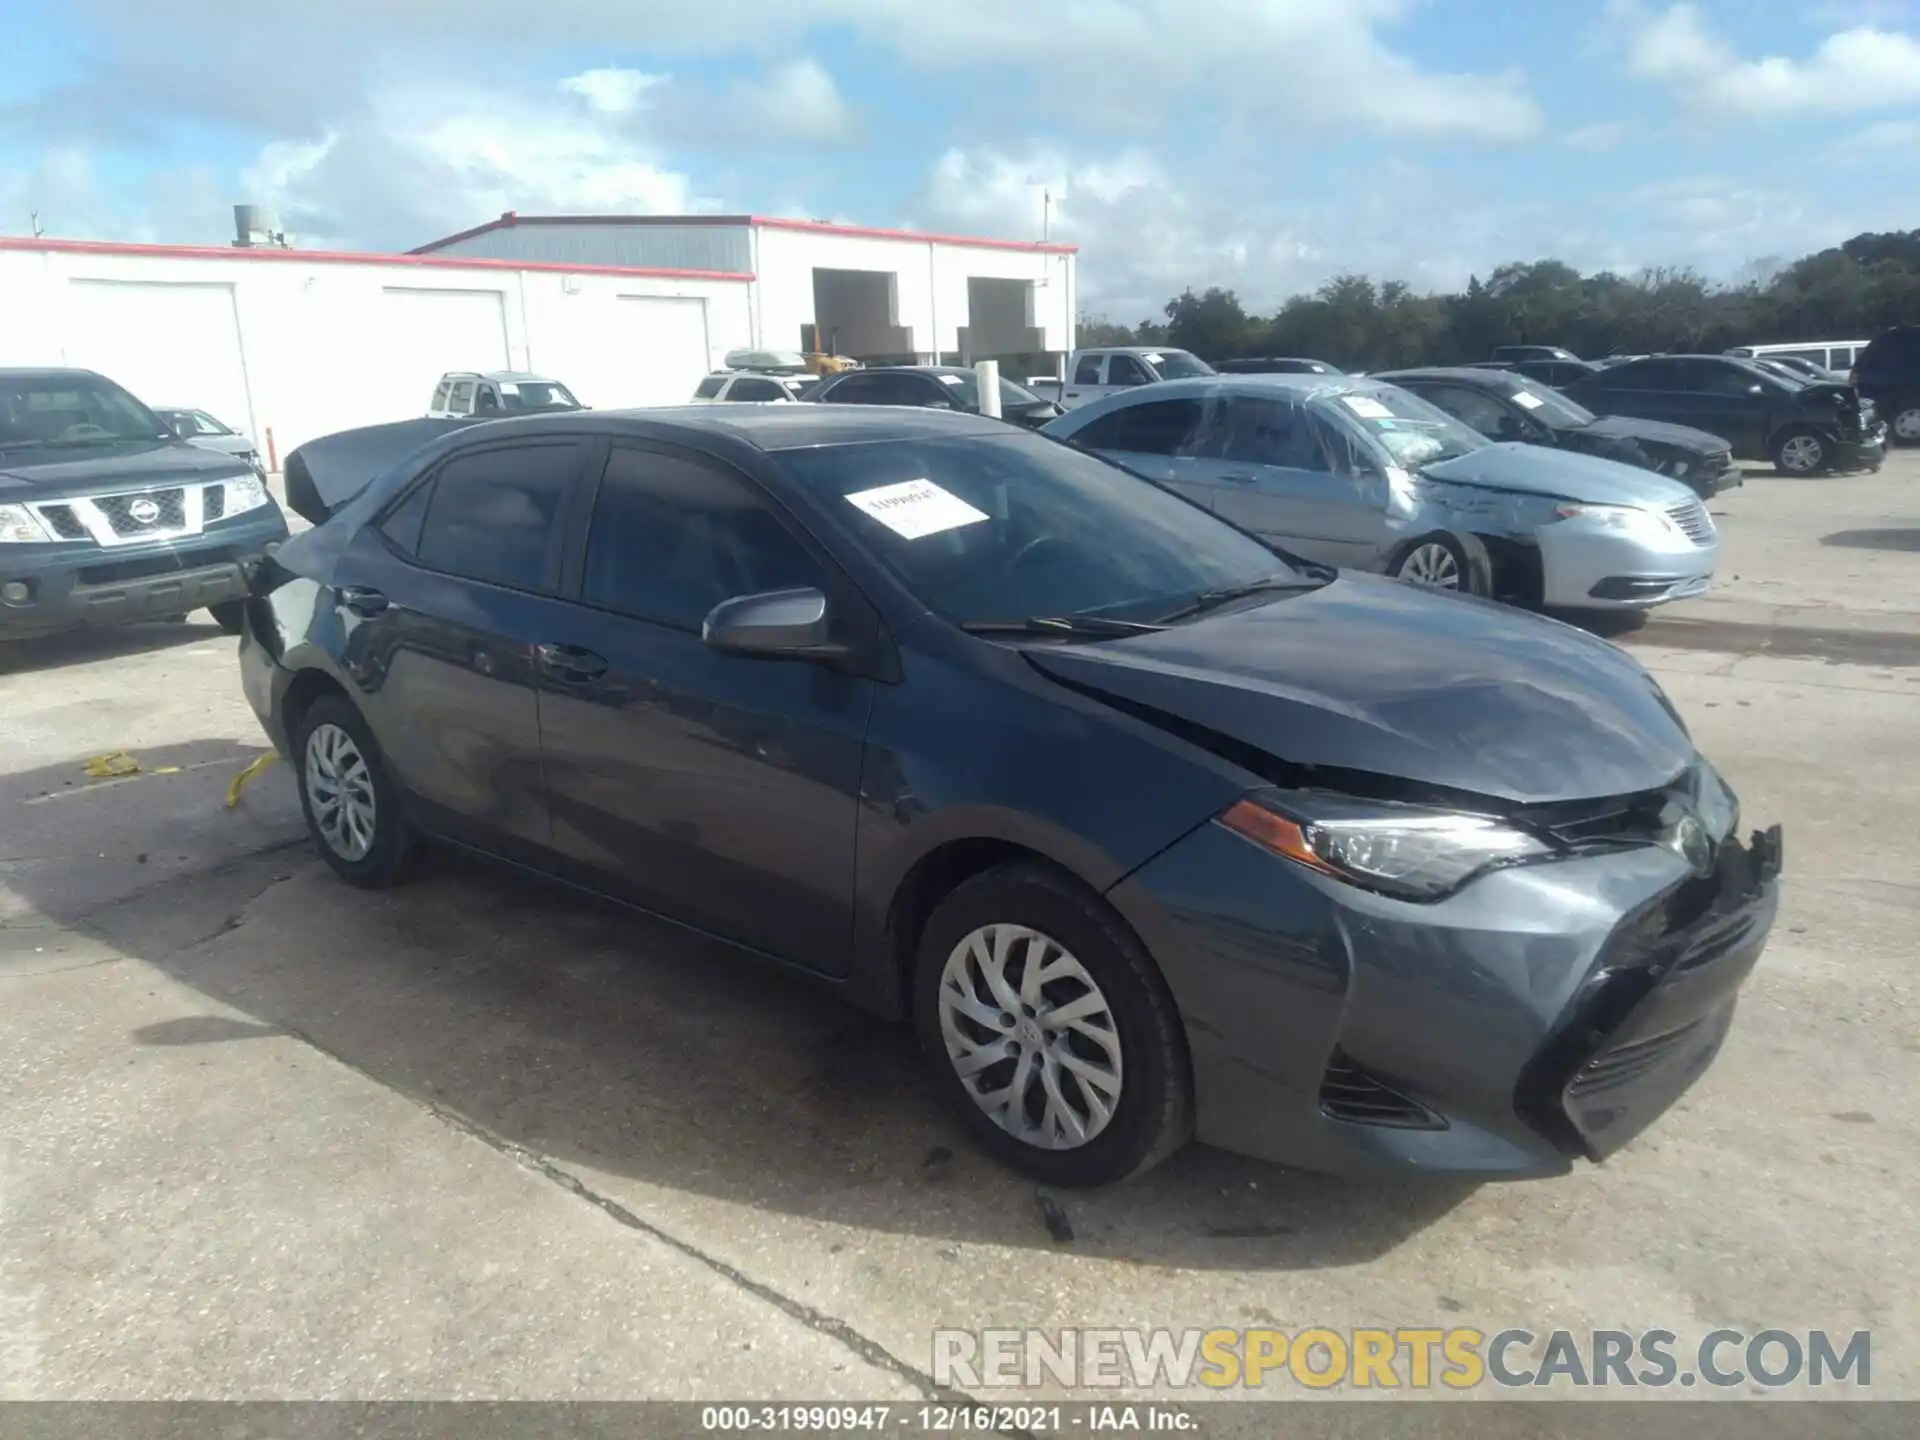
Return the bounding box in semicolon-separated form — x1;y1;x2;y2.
1725;340;1870;374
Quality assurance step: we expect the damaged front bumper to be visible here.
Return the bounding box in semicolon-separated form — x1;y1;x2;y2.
1106;804;1782;1177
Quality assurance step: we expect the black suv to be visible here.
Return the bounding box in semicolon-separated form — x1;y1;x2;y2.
1852;326;1920;446
1562;354;1886;476
1;369;289;641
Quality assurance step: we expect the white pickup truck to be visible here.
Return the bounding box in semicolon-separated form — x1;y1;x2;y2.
1031;346;1216;410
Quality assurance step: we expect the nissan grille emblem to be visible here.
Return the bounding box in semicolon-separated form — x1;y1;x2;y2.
1662;808;1715;877
128;497;162;525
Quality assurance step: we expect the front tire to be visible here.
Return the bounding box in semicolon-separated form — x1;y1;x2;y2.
1388;531;1493;597
1772;427;1831;475
208;601;245;635
913;863;1191;1187
292;694;414;889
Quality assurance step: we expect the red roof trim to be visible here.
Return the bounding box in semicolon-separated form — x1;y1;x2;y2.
748;215;1077;254
0;235;753;283
406;211;1078;256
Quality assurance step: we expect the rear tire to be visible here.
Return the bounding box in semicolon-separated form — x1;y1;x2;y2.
1388;531;1494;597
292;694;415;889
208;601;245;635
1890;404;1920;446
1771;427;1831;475
912;863;1192;1187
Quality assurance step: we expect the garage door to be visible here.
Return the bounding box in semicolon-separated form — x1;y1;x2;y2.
369;287;511;421
64;280;255;441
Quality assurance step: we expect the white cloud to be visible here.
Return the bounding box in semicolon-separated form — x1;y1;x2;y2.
238;73;706;250
1615;1;1920;113
725;59;852;142
1846;117;1920;148
1565;120;1631;151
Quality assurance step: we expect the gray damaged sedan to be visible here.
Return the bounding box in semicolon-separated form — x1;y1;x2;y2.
1045;374;1719;614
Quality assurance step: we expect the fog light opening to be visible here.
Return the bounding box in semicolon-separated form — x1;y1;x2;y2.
1;580;32;606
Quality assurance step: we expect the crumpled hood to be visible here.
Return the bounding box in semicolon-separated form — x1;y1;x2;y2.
1580;414;1731;454
1024;574;1693;805
1420;442;1699;507
0;439;252;499
284;417;473;525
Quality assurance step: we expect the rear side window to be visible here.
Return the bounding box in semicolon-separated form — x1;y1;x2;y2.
694;376;726;399
431;380;452;411
379;479;435;556
581;447;827;631
414;442;582;593
727;378;788;402
1071;398;1208;455
448;380;476;414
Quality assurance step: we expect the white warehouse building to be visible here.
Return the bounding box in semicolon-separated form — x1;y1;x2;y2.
0;213;1078;465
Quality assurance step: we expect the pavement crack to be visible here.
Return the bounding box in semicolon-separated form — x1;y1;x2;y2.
274;1021;987;1414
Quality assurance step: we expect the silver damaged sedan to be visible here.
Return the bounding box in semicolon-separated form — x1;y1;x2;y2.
1044;374;1718;612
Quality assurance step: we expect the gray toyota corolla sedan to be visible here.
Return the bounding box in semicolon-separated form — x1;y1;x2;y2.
1045;374;1719;613
252;406;1780;1187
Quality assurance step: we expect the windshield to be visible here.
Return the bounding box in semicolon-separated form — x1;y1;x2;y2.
1311;386;1487;468
937;372;1048;411
496;380;580;411
775;431;1300;627
1146;350;1215;380
1507;380;1595;428
164;409;233;436
0;374;172;447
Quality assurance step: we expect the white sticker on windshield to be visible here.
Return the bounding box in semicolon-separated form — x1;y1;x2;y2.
497;382;519;395
1512;391;1545;409
1142;353;1164;365
845;479;990;540
1341;395;1393;419
937;374;965;385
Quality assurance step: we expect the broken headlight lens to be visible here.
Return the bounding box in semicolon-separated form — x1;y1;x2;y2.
1693;757;1739;842
1221;793;1552;902
0;503;52;544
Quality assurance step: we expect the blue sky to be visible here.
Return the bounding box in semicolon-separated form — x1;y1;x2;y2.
3;0;1918;319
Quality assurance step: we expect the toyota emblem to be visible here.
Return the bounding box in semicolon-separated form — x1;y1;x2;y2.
128;497;162;525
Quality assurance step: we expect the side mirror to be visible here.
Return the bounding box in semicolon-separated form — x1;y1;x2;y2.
702;587;848;661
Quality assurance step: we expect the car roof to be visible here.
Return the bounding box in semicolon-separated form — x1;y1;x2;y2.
1371;366;1524;388
0;367;113;382
1077;372;1397;403
440;370;563;383
435;403;1013;452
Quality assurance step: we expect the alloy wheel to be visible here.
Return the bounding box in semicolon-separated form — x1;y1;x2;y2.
936;923;1124;1151
1400;542;1462;589
304;722;377;862
1779;434;1825;473
1893;407;1920;443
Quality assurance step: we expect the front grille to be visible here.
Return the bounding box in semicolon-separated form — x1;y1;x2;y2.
1666;500;1715;545
94;489;187;535
1319;1051;1446;1130
37;503;89;540
203;484;227;521
1568;1020;1703;1098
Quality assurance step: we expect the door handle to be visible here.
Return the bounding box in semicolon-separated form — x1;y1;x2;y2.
535;643;609;683
339;585;388;617
1066;391;1080;398
1219;472;1258;483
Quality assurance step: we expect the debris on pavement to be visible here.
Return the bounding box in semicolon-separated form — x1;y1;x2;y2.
226;752;279;808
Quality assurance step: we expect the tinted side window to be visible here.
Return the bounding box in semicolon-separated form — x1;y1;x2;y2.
1420;385;1514;437
582;448;827;631
474;386;502;415
1686;361;1768;397
694;376;726;399
824;374;881;404
1216;397;1324;469
873;373;940;406
1072;399;1207;455
414;442;581;592
1107;355;1153;386
1608;359;1687;390
379;478;435;556
1073;355;1102;385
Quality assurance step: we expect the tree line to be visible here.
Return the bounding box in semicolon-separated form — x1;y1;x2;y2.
1078;229;1920;371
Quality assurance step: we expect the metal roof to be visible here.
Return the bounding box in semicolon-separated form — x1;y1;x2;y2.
409;211;1078;257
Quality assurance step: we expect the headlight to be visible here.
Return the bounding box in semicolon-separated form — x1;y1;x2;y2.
225;474;271;514
0;503;52;544
1693;757;1739;842
1221;793;1552;901
1553;502;1674;537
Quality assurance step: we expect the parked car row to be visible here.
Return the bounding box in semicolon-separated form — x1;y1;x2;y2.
249;400;1783;1189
